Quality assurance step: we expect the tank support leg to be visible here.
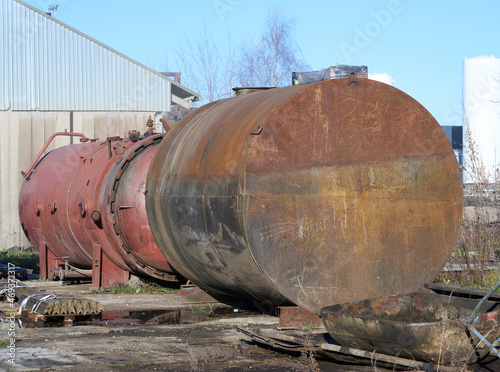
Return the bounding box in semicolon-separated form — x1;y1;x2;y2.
39;241;57;281
92;243;102;289
92;243;129;289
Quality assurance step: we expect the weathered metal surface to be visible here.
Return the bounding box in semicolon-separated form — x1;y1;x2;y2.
19;133;176;286
320;291;500;365
98;134;178;281
146;77;463;314
277;306;323;330
20;138;107;268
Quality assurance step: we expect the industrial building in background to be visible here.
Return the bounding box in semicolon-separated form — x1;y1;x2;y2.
463;55;500;183
0;0;201;250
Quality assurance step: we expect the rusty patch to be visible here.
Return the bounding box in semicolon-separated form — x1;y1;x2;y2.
277;306;324;330
320;291;500;365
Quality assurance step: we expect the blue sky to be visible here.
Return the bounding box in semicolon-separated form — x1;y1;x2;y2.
22;0;500;127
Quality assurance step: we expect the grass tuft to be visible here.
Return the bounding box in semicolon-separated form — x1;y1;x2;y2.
87;278;180;294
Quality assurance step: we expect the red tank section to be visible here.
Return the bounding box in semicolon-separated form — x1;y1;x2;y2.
19;133;177;288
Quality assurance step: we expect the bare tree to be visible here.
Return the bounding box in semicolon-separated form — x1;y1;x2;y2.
170;7;308;105
238;6;309;87
174;27;236;104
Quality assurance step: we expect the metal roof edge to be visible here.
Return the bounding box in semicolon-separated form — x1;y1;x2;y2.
13;0;202;103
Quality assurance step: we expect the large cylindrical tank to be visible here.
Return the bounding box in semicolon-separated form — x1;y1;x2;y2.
146;77;463;314
463;55;500;182
19;134;176;284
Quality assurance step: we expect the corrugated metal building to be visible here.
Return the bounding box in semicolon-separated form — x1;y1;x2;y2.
0;0;201;249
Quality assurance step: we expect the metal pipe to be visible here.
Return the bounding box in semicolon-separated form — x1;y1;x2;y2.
58;268;92;280
21;130;94;178
320;343;456;372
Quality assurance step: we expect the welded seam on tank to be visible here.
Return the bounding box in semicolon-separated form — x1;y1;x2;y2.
235;87;313;305
241;152;461;202
65;144;107;261
199;120;259;299
153;100;230;284
111;141;146;268
150;126;195;279
112;136;166;277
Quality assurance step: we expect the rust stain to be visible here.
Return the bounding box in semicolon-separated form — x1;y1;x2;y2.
321;292;500;365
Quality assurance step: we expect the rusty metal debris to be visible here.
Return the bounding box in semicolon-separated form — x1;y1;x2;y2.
319;342;456;372
277;306;323;330
0;281;104;316
320;289;500;366
236;326;456;371
180;283;218;304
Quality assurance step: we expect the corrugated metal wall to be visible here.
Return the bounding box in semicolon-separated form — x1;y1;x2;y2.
0;0;172;111
0;111;154;249
0;0;199;250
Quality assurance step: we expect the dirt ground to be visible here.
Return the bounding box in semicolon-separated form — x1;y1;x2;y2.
0;281;499;372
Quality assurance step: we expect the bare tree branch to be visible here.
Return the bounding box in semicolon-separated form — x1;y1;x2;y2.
238;6;309;87
171;7;308;105
174;26;236;104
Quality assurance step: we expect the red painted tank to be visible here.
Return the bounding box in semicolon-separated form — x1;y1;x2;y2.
19;133;177;287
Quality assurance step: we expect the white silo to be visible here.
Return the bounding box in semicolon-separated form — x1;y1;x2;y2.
368;73;394;86
463;55;500;183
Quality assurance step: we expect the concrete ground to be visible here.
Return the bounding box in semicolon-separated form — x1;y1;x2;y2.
0;281;499;371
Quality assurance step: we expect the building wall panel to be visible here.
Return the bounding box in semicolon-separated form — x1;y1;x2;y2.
0;113;12;248
1;0;173;112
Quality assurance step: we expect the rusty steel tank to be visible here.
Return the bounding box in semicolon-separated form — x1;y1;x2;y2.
19;132;177;288
146;75;463;314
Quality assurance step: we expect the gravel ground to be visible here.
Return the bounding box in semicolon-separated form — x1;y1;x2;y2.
0;282;498;371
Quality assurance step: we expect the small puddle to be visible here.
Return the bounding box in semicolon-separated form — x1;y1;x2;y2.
42;307;258;327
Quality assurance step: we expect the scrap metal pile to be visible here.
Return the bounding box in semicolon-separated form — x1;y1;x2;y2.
0;281;104;316
238;283;500;369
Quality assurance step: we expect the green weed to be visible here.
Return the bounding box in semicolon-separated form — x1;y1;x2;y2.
87;279;180;294
0;247;39;271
